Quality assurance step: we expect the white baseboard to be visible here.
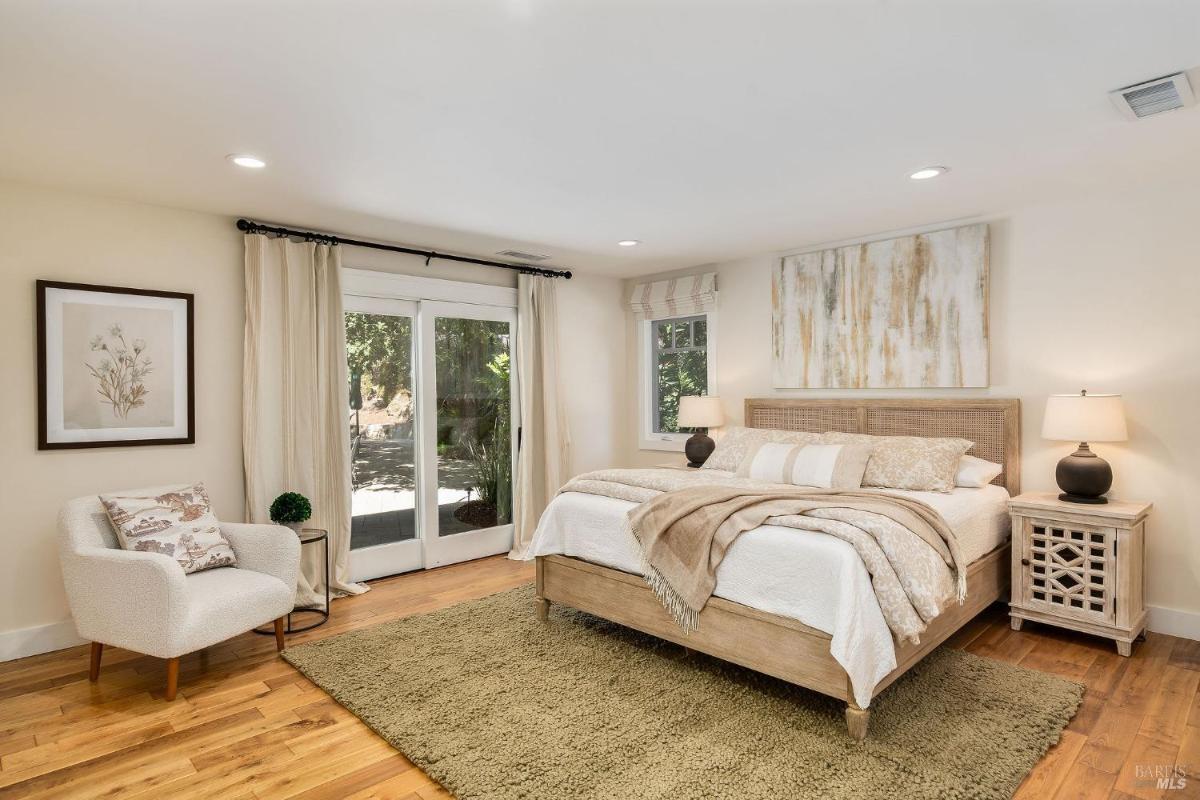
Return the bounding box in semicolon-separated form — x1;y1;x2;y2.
0;619;86;663
1147;605;1200;642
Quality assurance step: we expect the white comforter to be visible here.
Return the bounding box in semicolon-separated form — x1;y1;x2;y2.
527;477;1009;707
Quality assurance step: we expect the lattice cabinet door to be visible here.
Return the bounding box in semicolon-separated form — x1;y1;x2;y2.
1008;492;1152;657
1020;519;1116;625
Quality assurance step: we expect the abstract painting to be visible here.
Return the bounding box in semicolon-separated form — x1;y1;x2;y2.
38;280;194;449
772;223;989;388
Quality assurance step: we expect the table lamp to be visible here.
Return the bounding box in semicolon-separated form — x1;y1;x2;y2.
678;396;724;468
1041;390;1127;504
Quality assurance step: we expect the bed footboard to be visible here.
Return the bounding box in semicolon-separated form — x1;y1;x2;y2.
533;546;1009;741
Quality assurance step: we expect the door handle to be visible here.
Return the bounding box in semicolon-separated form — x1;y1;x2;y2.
1020;558;1030;566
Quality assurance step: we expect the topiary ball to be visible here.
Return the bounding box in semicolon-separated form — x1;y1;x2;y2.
270;492;312;525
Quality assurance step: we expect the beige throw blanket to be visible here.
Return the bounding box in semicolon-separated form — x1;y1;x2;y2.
560;469;966;644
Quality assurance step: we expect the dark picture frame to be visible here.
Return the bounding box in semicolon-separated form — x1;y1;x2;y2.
37;280;195;450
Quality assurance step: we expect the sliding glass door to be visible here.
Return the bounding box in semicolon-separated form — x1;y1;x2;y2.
344;294;516;581
345;296;423;580
419;302;517;568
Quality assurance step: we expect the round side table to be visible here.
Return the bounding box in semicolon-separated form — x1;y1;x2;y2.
254;527;330;636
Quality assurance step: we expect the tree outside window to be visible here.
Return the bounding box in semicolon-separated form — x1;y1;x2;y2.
652;315;708;433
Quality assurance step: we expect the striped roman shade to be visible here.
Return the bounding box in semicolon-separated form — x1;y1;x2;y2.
629;273;717;319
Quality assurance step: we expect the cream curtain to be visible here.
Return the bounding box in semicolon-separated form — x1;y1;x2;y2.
243;234;365;605
510;274;570;559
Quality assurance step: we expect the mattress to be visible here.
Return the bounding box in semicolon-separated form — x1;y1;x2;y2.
528;479;1010;707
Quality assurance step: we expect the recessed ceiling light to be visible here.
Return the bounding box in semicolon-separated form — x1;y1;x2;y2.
227;154;266;169
909;166;948;180
618;239;640;247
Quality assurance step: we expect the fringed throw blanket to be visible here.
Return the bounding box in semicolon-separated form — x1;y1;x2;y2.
560;469;966;644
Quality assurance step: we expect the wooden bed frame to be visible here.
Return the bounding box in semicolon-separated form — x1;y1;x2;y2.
534;398;1020;739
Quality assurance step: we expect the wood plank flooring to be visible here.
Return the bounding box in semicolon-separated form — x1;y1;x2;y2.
1;555;1196;799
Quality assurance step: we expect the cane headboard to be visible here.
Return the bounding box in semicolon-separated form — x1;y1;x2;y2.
744;398;1021;495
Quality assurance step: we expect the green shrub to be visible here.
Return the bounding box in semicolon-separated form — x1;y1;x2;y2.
270;492;312;525
464;350;512;524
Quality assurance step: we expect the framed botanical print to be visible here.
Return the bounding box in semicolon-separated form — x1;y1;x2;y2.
37;280;194;449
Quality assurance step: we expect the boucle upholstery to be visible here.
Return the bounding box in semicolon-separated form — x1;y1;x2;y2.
59;487;301;659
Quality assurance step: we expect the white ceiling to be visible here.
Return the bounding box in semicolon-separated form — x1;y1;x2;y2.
2;1;1199;278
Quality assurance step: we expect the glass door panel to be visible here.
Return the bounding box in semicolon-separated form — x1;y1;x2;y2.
344;296;422;581
419;302;517;568
433;317;512;536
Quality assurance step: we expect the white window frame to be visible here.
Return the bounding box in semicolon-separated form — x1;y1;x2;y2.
342;268;517;308
638;311;717;452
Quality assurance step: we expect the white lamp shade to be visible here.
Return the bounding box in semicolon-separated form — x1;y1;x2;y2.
1041;393;1128;442
678;396;724;428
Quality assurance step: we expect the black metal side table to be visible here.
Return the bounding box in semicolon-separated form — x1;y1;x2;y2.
254;527;330;636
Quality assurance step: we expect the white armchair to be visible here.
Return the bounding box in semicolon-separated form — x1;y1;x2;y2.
58;487;301;700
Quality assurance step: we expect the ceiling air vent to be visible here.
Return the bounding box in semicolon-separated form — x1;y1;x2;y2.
495;249;550;262
1110;72;1195;120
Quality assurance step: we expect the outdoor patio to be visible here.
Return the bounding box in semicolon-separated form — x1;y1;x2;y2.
350;436;480;548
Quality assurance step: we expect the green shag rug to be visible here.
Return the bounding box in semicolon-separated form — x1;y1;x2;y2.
283;585;1082;800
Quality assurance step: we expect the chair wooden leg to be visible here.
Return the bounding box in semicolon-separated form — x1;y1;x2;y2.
89;642;103;682
274;617;286;652
165;657;180;701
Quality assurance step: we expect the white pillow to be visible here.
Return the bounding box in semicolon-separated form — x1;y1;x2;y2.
955;455;1004;488
737;442;873;489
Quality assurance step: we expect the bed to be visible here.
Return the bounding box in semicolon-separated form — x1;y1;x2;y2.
530;398;1020;739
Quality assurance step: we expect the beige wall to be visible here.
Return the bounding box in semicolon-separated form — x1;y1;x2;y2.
624;176;1200;628
0;181;246;651
0;180;626;657
557;272;628;475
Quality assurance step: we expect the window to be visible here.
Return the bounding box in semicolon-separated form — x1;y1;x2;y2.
639;312;716;450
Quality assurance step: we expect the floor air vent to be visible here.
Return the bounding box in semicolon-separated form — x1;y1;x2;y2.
1110;72;1195;120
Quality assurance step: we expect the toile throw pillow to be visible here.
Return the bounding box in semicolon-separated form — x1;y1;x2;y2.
100;483;237;574
702;426;822;472
820;432;973;492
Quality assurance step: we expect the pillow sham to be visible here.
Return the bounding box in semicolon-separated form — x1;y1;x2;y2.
820;432;973;492
737;441;873;489
701;426;821;472
955;454;1004;488
100;483;237;575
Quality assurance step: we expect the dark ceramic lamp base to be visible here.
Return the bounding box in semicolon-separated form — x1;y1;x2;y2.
685;431;715;468
1056;442;1112;504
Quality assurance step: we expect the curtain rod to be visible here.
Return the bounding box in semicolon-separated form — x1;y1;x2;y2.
236;219;572;279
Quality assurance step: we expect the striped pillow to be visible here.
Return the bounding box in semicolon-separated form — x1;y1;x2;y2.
702;426;822;472
737;442;873;489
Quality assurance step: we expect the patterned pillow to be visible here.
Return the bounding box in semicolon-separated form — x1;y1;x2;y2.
820;432;973;492
100;483;237;574
701;426;822;472
737;441;873;489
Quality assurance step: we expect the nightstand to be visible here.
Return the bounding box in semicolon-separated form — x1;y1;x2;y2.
654;462;697;470
1008;492;1152;656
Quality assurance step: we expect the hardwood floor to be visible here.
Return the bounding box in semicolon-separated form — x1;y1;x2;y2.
0;555;1196;799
